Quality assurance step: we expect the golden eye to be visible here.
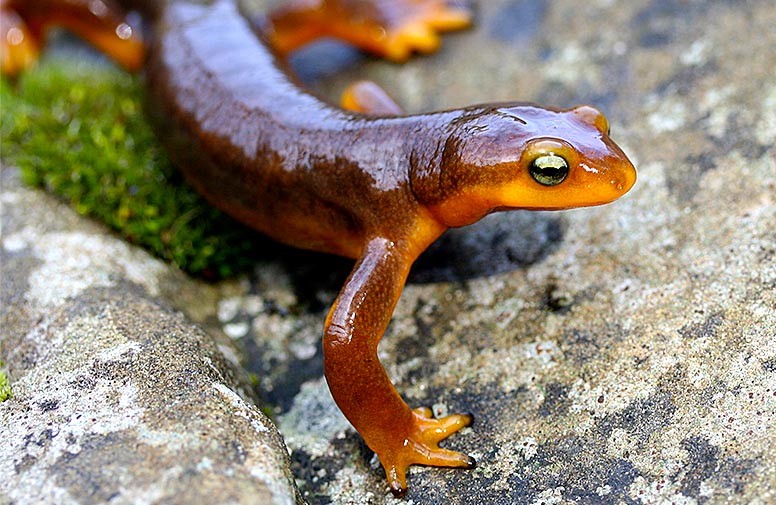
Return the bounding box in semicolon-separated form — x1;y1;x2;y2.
530;154;569;186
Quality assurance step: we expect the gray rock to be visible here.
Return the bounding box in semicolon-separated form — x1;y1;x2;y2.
0;170;301;505
4;0;776;504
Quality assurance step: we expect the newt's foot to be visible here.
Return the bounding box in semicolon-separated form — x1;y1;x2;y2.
367;1;473;62
341;80;405;115
382;407;475;497
265;0;472;62
0;0;144;79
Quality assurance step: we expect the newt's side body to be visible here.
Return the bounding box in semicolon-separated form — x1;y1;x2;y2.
1;0;637;496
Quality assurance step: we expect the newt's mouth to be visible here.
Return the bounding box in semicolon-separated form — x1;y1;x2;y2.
613;162;638;196
577;165;637;208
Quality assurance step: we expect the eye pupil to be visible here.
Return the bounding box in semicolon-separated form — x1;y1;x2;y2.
530;154;569;186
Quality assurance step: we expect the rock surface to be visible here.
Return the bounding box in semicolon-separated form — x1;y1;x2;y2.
0;169;301;504
243;0;776;503
3;0;776;504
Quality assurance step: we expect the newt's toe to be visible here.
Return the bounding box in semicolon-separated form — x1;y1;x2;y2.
426;6;473;31
379;407;474;496
369;0;473;62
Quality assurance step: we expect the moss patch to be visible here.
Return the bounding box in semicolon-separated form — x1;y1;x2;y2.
0;360;10;402
1;56;262;279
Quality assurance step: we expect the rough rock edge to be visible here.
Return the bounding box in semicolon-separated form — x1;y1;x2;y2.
0;166;303;505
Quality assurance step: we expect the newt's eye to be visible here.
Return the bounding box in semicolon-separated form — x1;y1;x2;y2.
530;154;569;186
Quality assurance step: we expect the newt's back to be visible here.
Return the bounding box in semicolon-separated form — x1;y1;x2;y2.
145;0;431;257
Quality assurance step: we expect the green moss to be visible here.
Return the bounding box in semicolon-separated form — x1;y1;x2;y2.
0;360;10;402
1;56;262;279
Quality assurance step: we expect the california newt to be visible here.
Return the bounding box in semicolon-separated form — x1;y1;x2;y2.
1;0;637;496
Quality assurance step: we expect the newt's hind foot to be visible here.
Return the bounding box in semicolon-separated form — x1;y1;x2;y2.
381;407;475;497
365;0;473;62
0;0;144;79
265;0;472;62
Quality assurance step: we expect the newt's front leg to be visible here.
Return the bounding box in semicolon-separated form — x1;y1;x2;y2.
324;237;475;496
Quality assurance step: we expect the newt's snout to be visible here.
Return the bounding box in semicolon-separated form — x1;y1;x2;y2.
579;126;637;207
611;159;637;195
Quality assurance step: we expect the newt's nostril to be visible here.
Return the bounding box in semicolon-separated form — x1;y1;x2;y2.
614;165;637;194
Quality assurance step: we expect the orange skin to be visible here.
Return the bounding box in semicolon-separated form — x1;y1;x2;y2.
1;0;637;496
0;0;144;77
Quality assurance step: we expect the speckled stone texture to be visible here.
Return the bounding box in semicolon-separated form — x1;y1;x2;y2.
243;0;776;502
3;0;776;504
0;170;301;504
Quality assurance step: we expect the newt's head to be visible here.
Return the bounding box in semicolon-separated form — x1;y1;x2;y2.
414;104;637;228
